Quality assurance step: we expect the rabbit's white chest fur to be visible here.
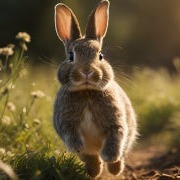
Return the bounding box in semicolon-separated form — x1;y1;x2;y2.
79;106;103;154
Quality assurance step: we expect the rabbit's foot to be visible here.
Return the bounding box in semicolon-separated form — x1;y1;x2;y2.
107;159;124;176
86;161;102;178
65;135;83;153
80;154;103;178
100;146;120;163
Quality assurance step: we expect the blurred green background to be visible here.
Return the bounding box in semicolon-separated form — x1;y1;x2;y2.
1;0;180;70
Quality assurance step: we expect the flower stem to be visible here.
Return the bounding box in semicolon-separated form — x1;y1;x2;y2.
0;93;9;121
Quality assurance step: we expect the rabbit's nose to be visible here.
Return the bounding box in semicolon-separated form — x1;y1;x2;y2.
80;71;94;80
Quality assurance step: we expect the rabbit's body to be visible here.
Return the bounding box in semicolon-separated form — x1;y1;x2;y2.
53;0;137;178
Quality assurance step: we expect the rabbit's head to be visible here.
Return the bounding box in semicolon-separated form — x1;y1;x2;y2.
55;0;114;91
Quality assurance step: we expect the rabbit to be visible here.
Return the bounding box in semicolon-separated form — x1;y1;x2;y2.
53;0;138;178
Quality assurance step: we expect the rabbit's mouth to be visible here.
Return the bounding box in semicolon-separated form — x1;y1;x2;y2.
82;81;92;85
69;80;101;91
78;81;97;89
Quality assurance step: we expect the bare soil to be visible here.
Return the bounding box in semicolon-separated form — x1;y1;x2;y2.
99;146;180;180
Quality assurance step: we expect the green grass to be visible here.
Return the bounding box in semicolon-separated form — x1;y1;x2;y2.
8;152;88;180
0;35;180;179
127;68;180;147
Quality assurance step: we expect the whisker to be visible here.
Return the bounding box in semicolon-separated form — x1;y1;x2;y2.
38;56;59;68
116;75;137;88
111;64;139;88
103;45;123;52
115;74;133;83
116;78;130;89
118;72;133;79
116;72;134;81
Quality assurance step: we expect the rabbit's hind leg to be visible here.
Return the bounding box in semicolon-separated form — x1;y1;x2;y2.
79;154;103;178
107;158;124;176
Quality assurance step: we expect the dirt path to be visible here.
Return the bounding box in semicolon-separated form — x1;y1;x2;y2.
99;146;180;180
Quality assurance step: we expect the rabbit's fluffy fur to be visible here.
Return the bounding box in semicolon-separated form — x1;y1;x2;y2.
53;0;137;177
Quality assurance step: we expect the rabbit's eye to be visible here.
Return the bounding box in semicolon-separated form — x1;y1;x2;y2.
68;52;74;62
99;52;104;61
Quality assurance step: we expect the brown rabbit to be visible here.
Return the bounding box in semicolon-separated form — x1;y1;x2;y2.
53;0;137;178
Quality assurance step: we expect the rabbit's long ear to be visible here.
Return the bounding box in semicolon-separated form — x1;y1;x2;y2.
85;0;109;42
55;4;82;44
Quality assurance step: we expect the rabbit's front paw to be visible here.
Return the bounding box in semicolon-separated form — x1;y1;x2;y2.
100;146;120;163
65;135;83;153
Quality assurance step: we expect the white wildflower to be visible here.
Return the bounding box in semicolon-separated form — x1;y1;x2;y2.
7;102;16;112
25;123;29;129
0;47;14;56
6;151;14;157
31;90;45;98
22;107;27;114
16;32;31;43
9;63;13;69
0;148;5;155
33;118;40;124
7;83;15;90
26;144;29;148
2;116;11;125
